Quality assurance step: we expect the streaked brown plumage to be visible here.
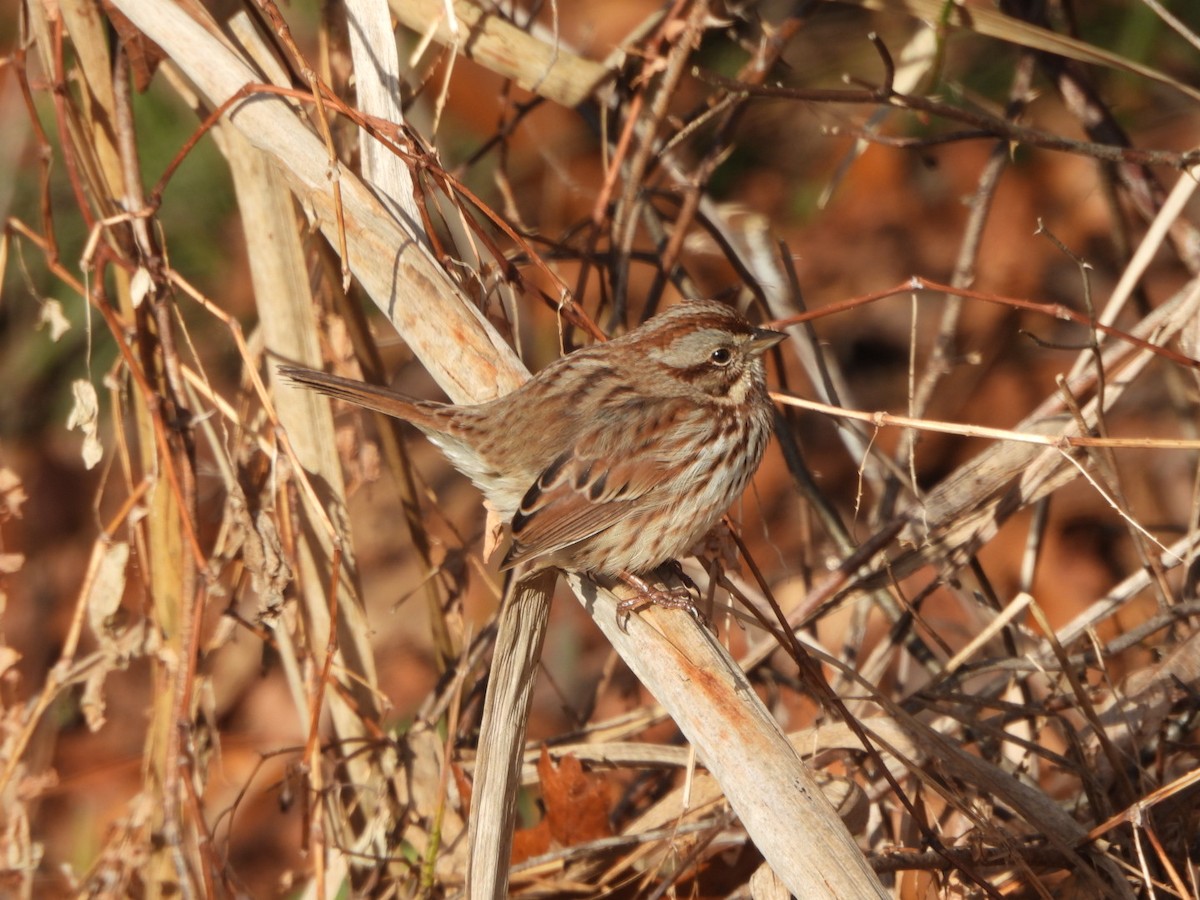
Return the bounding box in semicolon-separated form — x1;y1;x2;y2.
279;300;784;589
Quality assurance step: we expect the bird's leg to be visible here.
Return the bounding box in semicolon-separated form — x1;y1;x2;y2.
660;559;701;600
614;568;708;632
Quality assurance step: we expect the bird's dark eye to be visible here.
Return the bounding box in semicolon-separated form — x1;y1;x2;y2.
709;347;733;366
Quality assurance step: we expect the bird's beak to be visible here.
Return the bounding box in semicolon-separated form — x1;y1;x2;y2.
748;328;787;355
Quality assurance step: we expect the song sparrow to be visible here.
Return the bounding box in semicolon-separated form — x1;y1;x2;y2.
279;300;784;613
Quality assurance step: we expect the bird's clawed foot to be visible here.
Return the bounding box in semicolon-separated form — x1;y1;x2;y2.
614;567;708;632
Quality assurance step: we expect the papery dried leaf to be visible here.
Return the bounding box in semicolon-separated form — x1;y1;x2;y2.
250;510;291;616
37;299;71;341
510;818;552;864
85;541;131;647
15;767;58;802
0;468;26;519
66;380;99;430
81;434;102;470
66;380;103;470
80;664;109;731
129;267;153;308
690;523;741;573
538;747;614;848
481;504;505;563
512;748;615;863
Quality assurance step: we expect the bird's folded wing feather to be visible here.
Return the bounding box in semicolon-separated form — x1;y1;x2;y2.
500;420;679;569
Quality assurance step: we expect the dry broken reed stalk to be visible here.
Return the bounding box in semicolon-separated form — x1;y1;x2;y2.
1;0;1199;897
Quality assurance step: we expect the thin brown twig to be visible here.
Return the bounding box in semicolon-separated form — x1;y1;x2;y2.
770;276;1200;373
696;56;1198;171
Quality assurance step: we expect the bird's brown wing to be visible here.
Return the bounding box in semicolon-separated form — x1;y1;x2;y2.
498;416;677;570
